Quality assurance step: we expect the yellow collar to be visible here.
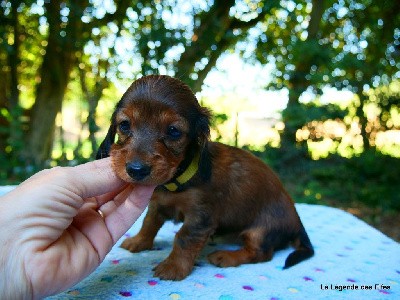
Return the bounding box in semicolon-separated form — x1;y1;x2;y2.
163;152;200;192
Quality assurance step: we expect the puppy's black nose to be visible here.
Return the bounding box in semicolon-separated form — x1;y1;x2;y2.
126;161;151;181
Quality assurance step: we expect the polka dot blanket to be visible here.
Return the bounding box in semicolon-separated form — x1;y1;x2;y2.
0;187;398;299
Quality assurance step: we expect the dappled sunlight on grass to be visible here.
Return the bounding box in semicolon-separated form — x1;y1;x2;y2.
212;112;400;159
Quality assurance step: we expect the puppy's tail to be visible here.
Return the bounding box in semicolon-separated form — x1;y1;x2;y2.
283;222;314;269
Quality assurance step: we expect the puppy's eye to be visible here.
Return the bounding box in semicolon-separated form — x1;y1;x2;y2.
119;120;130;134
166;125;182;139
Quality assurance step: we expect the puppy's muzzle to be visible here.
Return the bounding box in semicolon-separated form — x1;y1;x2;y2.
126;161;152;181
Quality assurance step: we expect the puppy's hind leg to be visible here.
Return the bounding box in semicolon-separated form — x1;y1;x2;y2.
208;228;273;268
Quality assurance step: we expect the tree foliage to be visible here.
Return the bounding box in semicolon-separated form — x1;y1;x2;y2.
250;0;400;148
0;0;399;190
0;0;272;175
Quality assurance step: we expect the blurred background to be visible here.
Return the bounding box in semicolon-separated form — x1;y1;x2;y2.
0;0;399;240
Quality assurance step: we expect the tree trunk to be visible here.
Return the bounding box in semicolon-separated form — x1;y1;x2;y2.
1;0;24;168
26;57;71;166
25;0;74;166
356;93;371;150
281;0;325;148
78;66;108;158
281;88;303;149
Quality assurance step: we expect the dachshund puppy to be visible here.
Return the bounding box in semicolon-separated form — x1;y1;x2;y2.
97;75;314;280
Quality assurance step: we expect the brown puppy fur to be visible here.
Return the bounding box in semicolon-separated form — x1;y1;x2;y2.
97;75;314;280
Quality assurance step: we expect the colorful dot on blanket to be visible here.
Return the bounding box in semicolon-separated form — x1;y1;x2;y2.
242;285;254;291
119;291;132;297
169;292;181;299
148;280;158;286
194;283;205;288
100;276;114;282
314;268;324;272
214;273;225;278
111;259;120;264
126;270;138;276
288;287;299;293
67;290;80;295
347;278;357;283
303;276;314;282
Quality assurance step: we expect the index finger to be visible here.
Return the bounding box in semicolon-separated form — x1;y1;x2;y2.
68;158;126;199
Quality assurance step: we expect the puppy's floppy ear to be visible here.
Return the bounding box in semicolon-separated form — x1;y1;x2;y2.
196;107;212;181
196;107;211;146
96;113;117;160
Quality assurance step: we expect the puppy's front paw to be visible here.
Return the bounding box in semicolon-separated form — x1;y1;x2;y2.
153;258;192;280
120;236;153;253
208;250;240;267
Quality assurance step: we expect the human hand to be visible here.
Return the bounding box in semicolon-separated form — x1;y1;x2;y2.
0;158;155;299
